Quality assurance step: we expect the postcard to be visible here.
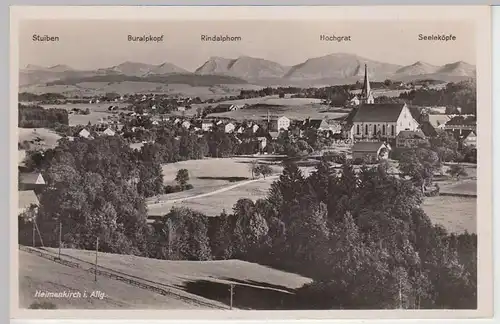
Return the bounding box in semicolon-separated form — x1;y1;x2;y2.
10;5;493;320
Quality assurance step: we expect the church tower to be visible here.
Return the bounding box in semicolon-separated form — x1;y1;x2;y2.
360;64;374;104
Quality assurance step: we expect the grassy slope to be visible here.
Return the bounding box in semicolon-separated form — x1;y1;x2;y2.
19;250;200;309
18;128;62;150
44;248;312;294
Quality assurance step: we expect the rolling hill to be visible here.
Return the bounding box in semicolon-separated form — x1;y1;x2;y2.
195;56;290;80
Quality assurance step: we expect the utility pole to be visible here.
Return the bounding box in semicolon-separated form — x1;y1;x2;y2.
32;219;35;247
229;283;234;310
58;221;62;259
94;237;99;282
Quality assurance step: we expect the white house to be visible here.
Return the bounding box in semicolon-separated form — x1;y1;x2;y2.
103;127;116;136
348;103;419;140
201;120;213;132
270;116;290;131
224;123;235;133
79;129;91;139
181;120;191;129
177;106;186;112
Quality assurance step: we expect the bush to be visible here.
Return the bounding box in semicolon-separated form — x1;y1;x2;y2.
323;151;347;164
164;183;193;194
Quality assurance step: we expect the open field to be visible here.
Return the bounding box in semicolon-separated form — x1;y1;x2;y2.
208;103;347;121
18;127;62;150
19;250;201;309
146;157;283;212
43;247;313;309
421;196;476;233
40;102;125;126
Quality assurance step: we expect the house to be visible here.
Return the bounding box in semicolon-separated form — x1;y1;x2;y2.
212;104;233;113
461;130;477;147
348;96;360;106
352;142;391;162
268;131;280;140
425;114;450;130
224;122;235;133
419;121;438;138
201;120;214;132
19;172;45;191
396;130;428;148
18;190;39;216
152;120;159;126
102;127;115;136
444;115;477;134
347;103;419;140
177;106;186;112
78;128;91;139
269;116;290;131
181;120;191;129
257;137;267;150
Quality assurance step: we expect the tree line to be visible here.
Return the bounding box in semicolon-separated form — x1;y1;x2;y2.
19;104;69;128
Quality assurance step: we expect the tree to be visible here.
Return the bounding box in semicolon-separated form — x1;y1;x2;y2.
249;160;259;179
447;164;468;180
399;148;441;192
175;169;190;188
257;164;273;179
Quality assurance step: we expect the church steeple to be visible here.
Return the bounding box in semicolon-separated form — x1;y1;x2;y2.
360;64;374;104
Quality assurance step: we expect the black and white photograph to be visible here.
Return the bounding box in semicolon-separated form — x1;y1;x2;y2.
10;5;493;319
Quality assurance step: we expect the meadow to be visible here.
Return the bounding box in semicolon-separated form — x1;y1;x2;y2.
19;250;201;309
18;127;62;150
147;157;477;234
40;102;126;126
42;247;313;310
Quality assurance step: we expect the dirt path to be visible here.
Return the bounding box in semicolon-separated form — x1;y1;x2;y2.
147;175;279;208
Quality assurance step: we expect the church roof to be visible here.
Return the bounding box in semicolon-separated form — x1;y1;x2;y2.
352;103;406;123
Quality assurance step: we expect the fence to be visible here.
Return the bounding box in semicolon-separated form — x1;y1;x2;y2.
19;245;228;310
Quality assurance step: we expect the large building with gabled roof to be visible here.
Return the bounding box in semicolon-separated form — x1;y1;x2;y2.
345;102;420;140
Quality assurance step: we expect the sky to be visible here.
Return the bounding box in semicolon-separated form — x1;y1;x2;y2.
18;20;476;71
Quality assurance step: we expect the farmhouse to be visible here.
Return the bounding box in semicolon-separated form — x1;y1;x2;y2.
352;142;391;162
19;172;45;191
78;128;91;139
269;116;291;131
347;103;419;140
460;130;477;147
396;130;428;148
181;120;191;129
224;122;235;133
18;190;39;216
425;114;450;130
201;120;214;132
444;115;476;134
102;127;116;136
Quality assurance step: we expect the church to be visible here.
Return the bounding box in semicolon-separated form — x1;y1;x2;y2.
344;64;420;141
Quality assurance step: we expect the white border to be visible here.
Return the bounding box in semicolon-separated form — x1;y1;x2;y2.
9;5;493;321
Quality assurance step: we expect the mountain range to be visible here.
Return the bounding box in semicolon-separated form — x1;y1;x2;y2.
20;53;476;87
